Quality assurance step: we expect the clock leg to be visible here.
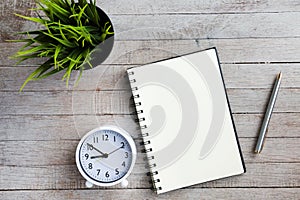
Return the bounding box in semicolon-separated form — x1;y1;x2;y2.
85;181;94;188
121;179;128;187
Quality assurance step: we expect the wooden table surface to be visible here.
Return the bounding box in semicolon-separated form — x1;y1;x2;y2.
1;0;300;199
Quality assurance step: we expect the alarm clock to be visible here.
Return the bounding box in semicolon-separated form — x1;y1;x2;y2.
75;125;137;188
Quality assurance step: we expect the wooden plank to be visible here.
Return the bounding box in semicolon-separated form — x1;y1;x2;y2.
0;0;35;41
2;7;300;41
2;38;300;67
0;113;299;141
0;65;133;91
232;113;300;138
97;0;300;14
1;188;299;200
221;64;300;89
33;11;292;40
0;115;140;141
0;88;300;115
0;162;299;189
0;138;299;166
2;0;300;17
3;12;300;42
1;64;300;91
104;39;300;64
110;13;300;40
0;0;35;16
226;88;300;113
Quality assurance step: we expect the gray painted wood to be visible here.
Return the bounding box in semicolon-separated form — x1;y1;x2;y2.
0;138;299;166
97;0;300;14
2;0;300;15
1;188;300;200
3;13;300;41
0;89;299;115
0;113;299;141
0;0;299;199
2;38;300;67
1;64;300;91
110;13;300;40
0;163;299;190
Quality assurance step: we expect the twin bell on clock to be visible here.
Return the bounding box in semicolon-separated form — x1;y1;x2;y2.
75;126;137;188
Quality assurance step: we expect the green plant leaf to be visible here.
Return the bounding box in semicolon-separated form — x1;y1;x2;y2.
15;13;49;24
11;0;114;91
54;44;63;68
19;59;53;91
36;67;65;80
16;44;50;56
42;31;76;48
75;66;84;86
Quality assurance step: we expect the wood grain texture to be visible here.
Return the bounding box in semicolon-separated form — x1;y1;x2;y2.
2;38;300;67
2;0;300;16
0;138;299;166
0;188;300;200
110;13;300;40
1;64;300;91
97;0;300;14
0;0;299;199
103;39;300;64
0;163;299;190
0;0;35;41
1;188;300;200
3;12;300;42
0;88;299;115
0;113;299;141
2;0;300;40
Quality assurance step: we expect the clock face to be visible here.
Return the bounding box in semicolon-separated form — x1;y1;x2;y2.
78;129;134;184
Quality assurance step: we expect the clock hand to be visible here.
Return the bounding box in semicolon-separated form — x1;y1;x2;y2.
108;146;123;156
90;155;108;159
87;143;106;155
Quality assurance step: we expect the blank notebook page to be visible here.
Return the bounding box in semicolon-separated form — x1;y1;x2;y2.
127;48;245;194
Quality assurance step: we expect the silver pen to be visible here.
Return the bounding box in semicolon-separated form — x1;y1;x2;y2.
254;72;282;154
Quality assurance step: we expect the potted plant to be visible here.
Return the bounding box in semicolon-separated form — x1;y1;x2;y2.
11;0;114;91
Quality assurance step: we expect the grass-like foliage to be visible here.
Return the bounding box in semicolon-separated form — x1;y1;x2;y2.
11;0;114;91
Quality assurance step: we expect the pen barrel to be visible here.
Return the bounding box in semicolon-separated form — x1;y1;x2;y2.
255;74;281;153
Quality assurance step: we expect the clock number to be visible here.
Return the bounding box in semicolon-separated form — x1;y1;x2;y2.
85;153;89;160
115;168;119;175
87;144;93;151
93;137;99;143
97;169;101;176
114;136;116;142
88;163;93;169
120;142;125;148
102;134;109;141
125;152;128;158
122;161;126;167
105;171;110;178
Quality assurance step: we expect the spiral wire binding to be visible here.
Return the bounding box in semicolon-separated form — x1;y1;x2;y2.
127;70;162;192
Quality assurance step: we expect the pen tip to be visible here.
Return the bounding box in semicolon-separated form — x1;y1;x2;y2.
254;150;260;154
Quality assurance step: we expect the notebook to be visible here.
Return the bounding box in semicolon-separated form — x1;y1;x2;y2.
127;48;246;194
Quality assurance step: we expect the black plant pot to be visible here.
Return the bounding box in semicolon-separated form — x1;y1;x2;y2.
84;6;114;69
